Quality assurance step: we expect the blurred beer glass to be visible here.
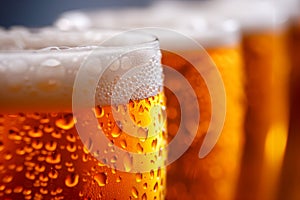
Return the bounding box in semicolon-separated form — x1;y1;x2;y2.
160;18;245;200
277;0;300;199
201;1;290;199
55;8;245;200
0;28;167;199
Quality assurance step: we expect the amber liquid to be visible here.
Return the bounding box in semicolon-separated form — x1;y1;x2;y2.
0;92;167;199
278;19;300;200
164;46;245;200
235;29;290;200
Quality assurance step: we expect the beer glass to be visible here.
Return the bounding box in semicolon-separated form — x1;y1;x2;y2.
0;28;167;199
278;5;300;199
55;9;246;200
202;1;291;199
161;19;245;200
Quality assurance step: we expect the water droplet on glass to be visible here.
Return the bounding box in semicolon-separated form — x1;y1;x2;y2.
94;173;107;187
65;173;79;187
151;139;158;150
131;187;138;198
41;59;61;67
143;183;147;189
142;193;147;200
153;182;158;192
137;143;144;153
2;175;13;183
45;141;57;151
32;140;43;149
135;173;142;183
48;169;59;179
120;139;127;149
28;128;43;138
116;176;121;183
123;153;133;172
45;153;61;164
66;143;77;152
55;115;75;130
150;170;154;179
13;186;23;193
94;106;105;118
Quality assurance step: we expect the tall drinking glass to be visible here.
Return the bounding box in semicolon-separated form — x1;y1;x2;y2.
0;28;167;199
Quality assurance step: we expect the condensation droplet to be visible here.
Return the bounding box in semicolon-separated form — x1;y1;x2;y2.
131;187;138;198
94;106;105;118
23;189;32;195
45;141;57;151
51;131;62;139
66;143;77;152
55;115;75;130
150;170;154;179
0;142;4;152
65;173;79;187
32;140;43;150
2;175;13;183
138;127;148;140
25;171;35;180
94;173;107;187
39;174;49;182
71;153;78;160
66;133;76;143
135;173;142;183
142;193;147;200
116;176;121;183
151;139;158;150
16;147;26;155
13;186;23;193
4;188;12;195
153;182;158;192
137;143;144;153
41;59;61;67
143;183;147;189
111;124;121;138
48;169;59;179
123;153;133;172
16;165;23;172
28;128;43;138
120;140;127;149
45;153;61;164
40;188;48;195
35;164;46;172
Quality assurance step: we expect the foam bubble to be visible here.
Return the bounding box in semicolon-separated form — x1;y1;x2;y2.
0;28;162;113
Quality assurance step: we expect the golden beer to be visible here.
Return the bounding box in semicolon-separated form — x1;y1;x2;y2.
0;29;167;199
164;45;244;200
55;8;245;200
235;29;290;200
278;17;300;200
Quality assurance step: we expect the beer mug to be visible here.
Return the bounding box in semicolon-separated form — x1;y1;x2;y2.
0;28;167;199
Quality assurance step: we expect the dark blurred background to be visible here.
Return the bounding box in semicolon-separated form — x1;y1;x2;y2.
0;0;155;28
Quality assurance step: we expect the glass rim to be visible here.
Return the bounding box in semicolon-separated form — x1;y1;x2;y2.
0;27;159;54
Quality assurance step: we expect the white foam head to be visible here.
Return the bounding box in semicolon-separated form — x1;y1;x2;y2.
202;0;289;32
55;6;240;48
0;28;162;113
